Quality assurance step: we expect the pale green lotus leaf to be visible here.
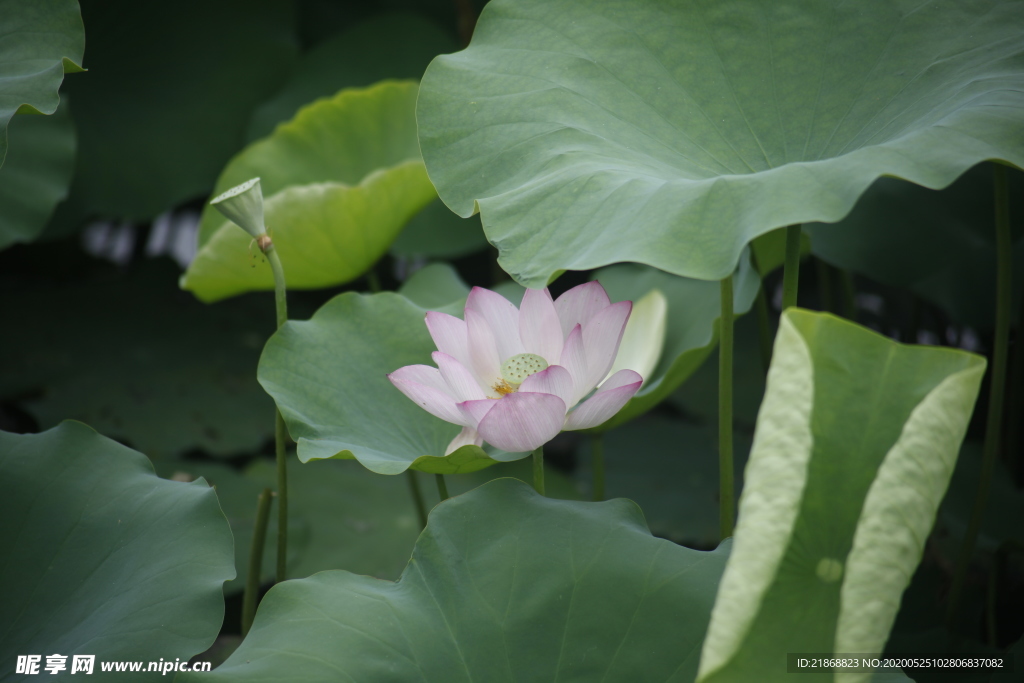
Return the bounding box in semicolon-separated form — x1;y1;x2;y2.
697;310;985;682
197;80;422;248
182;162;436;302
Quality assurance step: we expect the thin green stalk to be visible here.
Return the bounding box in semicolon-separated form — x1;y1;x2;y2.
406;470;428;529
719;275;735;539
274;411;288;582
815;257;836;314
1005;293;1024;481
265;245;289;583
749;248;770;370
591;434;606;501
435;473;449;502
946;163;1013;629
781;224;802;310
533;446;545;495
840;269;858;322
241;488;274;637
266;247;288;329
754;284;773;375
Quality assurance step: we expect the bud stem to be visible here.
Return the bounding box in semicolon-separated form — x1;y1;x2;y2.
264;242;290;583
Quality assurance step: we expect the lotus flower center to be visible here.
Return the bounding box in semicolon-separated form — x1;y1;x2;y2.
500;353;549;387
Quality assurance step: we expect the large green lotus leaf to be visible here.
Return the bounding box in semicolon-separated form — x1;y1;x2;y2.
808;163;1024;330
0;0;83;168
196;80;422;248
593;258;758;430
0;422;234;675
576;416;752;548
58;0;296;221
247;12;456;141
180;478;731;683
182;163;436;302
697;310;985;683
0;100;75;249
0;259;277;458
259;291;506;475
417;0;1024;287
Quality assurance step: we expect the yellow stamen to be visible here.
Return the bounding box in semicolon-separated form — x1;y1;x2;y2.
492;379;515;396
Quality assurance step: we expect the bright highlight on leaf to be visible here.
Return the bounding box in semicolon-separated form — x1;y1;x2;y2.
388;282;643;453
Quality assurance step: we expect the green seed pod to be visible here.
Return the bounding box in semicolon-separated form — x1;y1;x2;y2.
210;177;265;239
500;353;549;386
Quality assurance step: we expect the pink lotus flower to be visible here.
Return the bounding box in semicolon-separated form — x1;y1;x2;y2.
388;282;643;454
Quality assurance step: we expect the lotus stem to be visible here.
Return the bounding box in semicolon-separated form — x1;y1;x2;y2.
209;181;290;583
406;470;428;529
1005;292;1024;481
719;274;735;539
782;224;802;310
754;284;773;375
533;446;545;495
241;487;274;637
435;473;450;502
840;269;858;322
946;163;1013;628
591;433;606;501
749;248;774;374
263;244;290;583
